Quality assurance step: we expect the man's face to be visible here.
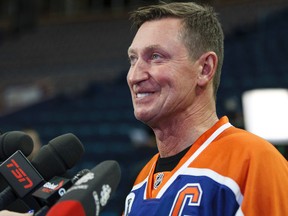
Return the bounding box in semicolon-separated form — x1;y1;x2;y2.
127;18;199;126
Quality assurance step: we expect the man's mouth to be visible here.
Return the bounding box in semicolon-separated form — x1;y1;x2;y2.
136;93;152;98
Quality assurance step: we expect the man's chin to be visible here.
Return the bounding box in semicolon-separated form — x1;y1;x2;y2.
134;111;151;123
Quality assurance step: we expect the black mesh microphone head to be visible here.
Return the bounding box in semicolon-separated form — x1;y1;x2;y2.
0;131;34;161
71;169;90;184
46;160;121;216
31;133;85;180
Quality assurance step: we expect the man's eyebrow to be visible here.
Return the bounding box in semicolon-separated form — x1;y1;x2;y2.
127;47;136;55
146;45;162;52
128;45;162;55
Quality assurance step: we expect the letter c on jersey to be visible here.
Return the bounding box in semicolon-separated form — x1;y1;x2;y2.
170;183;202;216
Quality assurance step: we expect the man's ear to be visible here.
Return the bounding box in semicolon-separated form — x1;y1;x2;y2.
197;52;218;87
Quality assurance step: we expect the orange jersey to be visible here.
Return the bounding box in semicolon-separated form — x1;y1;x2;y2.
124;116;288;215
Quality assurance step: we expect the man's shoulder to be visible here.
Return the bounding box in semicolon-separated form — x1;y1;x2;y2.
219;126;284;158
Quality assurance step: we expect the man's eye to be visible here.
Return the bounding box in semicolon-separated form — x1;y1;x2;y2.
151;53;161;60
128;55;137;65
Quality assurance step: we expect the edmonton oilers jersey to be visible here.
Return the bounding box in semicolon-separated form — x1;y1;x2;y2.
123;117;288;216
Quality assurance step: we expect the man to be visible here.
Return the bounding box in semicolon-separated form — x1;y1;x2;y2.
124;2;288;215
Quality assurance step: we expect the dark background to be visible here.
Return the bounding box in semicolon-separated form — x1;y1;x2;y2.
0;0;288;215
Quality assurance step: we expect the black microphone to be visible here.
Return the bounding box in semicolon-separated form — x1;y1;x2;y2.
0;131;34;161
0;133;85;210
33;169;90;207
33;169;90;216
46;160;121;216
30;133;85;180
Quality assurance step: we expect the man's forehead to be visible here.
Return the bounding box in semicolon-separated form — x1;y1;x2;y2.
128;21;183;53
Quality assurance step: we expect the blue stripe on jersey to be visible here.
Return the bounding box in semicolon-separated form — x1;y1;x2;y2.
125;174;240;216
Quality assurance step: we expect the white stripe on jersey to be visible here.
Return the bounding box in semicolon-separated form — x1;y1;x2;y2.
181;167;243;205
157;122;232;198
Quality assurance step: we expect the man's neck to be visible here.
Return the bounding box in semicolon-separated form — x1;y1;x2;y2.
153;109;218;158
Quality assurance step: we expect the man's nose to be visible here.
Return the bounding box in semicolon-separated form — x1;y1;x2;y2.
127;59;150;85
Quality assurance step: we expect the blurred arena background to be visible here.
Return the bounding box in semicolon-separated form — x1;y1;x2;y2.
0;0;288;215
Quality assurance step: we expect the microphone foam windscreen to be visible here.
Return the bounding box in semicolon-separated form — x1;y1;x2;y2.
31;133;85;180
49;133;85;169
0;131;34;160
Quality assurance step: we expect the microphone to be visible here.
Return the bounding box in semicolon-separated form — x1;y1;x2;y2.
30;133;85;180
0;133;85;210
46;160;121;216
33;169;90;207
0;131;34;161
33;169;90;216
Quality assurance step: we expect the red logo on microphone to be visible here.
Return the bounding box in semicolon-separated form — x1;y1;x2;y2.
6;159;33;189
41;180;65;193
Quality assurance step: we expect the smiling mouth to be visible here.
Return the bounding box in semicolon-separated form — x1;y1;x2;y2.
136;93;152;98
